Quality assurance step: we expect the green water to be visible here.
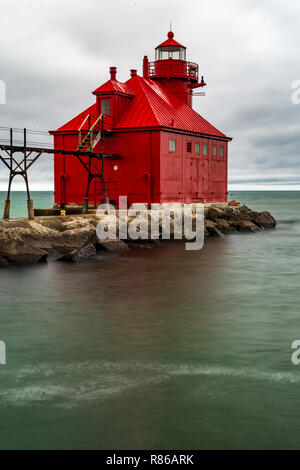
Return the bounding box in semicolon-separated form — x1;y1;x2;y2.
0;191;54;218
0;191;300;449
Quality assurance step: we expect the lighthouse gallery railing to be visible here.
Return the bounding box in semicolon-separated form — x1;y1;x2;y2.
148;60;198;81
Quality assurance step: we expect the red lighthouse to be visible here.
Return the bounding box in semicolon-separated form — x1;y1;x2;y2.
50;31;231;209
144;30;206;106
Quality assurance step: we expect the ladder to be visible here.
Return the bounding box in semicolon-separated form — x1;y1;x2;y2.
77;113;103;152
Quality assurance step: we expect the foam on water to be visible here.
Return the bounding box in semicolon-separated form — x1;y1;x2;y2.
1;361;299;409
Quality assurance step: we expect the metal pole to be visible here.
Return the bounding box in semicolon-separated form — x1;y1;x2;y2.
88;114;92;151
101;117;108;203
24;129;31;199
23;128;34;219
3;175;12;220
27;198;34;220
24;174;34;219
4;128;13;219
9;128;13;199
83;158;91;214
8;127;13;200
101;156;108;204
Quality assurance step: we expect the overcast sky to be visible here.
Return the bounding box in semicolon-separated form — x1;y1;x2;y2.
1;0;300;190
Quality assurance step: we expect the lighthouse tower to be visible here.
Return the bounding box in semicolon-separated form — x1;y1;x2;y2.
143;30;206;107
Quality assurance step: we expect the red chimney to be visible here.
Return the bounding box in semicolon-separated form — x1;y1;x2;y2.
110;67;117;80
130;69;137;77
143;56;149;79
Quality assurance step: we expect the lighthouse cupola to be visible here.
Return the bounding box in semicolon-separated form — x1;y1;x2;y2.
143;30;205;107
155;31;186;61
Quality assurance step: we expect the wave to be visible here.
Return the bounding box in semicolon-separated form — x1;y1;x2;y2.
0;361;298;408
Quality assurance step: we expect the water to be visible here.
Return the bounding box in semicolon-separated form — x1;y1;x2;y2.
0;191;300;449
0;191;53;218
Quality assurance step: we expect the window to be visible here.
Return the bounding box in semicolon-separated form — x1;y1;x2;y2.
169;49;180;59
169;47;186;60
101;99;111;116
156;46;186;61
195;143;200;155
179;48;186;60
157;47;169;60
220;146;224;157
187;142;192;153
169;139;176;152
212;145;217;157
203;144;208;156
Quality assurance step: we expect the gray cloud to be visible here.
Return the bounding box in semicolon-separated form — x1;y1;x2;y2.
1;0;300;190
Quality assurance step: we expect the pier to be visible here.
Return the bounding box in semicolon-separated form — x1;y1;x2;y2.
0;125;118;219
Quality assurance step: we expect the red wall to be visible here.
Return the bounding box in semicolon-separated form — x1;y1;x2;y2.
160;131;228;203
54;129;227;207
54;130;161;207
153;78;192;106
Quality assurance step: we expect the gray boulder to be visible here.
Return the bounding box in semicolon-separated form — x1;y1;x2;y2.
57;243;96;262
205;220;223;237
97;239;130;252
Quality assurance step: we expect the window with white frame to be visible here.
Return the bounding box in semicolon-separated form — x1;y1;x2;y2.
101;99;111;116
169;139;176;152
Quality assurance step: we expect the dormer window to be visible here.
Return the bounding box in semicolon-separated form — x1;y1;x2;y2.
101;99;111;116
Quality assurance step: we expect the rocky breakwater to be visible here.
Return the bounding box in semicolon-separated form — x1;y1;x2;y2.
204;203;276;237
0;203;276;266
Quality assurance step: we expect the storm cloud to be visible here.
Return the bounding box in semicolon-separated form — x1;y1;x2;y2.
0;0;300;190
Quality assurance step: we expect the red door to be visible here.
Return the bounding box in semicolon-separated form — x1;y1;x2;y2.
197;159;209;202
190;157;198;200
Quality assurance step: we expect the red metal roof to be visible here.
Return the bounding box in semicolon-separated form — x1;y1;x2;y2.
156;31;186;49
93;79;134;96
53;75;228;139
116;75;227;138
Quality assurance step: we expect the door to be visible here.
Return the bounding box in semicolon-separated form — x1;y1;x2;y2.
190;157;198;200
